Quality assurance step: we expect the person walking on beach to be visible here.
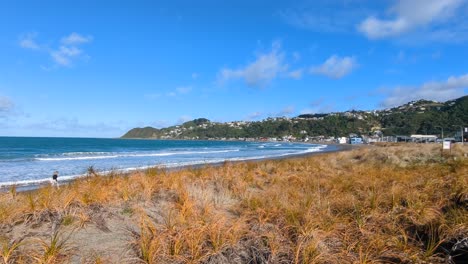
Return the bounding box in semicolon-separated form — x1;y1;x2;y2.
52;171;59;188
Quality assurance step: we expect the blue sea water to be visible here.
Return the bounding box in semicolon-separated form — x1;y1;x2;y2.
0;137;332;188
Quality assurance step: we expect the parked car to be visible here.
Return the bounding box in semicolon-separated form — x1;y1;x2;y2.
443;138;456;143
350;137;363;144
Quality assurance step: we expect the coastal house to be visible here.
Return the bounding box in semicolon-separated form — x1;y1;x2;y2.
337;137;347;144
410;134;437;143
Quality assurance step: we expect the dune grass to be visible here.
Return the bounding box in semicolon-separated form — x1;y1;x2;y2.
0;143;466;263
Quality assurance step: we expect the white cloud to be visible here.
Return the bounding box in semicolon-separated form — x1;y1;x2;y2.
311;55;358;79
288;69;303;79
381;73;468;107
247;111;263;120
358;16;409;39
191;73;199;79
19;33;40;50
218;41;291;87
18;32;92;68
50;46;83;66
280;1;372;33
0;96;14;114
358;0;466;39
61;32;93;45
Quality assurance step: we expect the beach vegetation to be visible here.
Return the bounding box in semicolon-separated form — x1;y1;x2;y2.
32;229;74;264
0;237;25;264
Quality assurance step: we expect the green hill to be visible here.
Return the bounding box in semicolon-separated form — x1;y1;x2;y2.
122;127;160;138
122;96;468;139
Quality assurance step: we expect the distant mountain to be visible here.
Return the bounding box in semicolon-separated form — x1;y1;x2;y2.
122;95;468;139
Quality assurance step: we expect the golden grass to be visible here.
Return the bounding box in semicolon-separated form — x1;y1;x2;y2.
0;143;466;263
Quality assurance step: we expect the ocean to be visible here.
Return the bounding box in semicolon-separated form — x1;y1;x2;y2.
0;137;334;189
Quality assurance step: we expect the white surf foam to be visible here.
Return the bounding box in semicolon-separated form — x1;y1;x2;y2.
35;149;240;161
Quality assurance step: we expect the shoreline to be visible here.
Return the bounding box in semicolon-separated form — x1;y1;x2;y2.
1;143;359;193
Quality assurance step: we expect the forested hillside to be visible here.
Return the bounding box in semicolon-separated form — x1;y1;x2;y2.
122;96;468;139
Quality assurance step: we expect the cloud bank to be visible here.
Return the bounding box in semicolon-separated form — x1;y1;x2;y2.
358;0;466;40
381;73;468;107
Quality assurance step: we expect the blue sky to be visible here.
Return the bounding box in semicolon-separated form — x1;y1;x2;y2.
0;0;467;137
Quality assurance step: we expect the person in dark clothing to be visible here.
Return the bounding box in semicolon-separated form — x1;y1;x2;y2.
52;171;59;188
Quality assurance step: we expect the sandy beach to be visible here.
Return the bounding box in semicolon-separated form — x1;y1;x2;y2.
0;143;466;263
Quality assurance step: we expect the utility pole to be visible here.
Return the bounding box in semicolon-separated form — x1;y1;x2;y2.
465;127;468;145
462;126;466;145
435;126;444;139
462;126;464;144
452;125;466;144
